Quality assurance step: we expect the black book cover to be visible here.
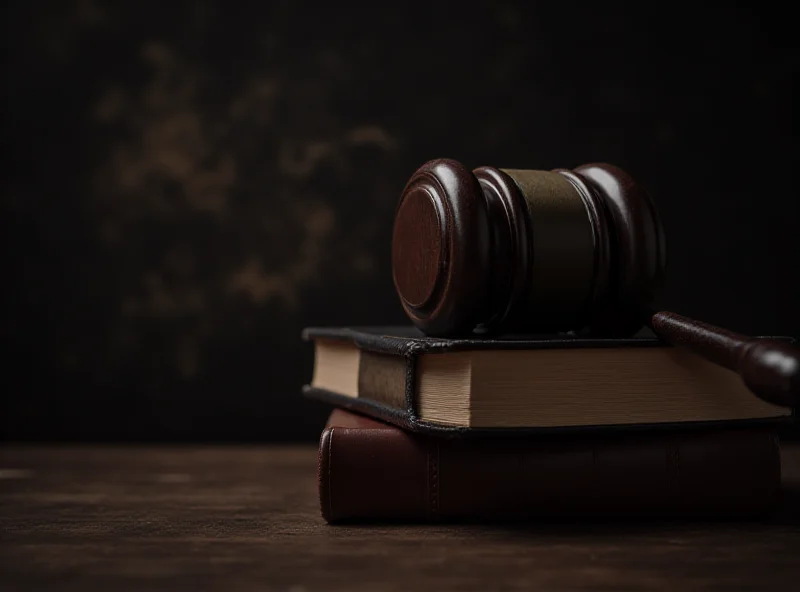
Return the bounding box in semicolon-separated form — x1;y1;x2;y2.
302;326;794;437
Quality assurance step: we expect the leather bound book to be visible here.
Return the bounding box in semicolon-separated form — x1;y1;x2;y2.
303;326;793;436
318;409;781;523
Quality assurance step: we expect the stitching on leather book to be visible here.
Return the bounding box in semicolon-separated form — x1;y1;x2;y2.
428;442;440;521
425;448;430;520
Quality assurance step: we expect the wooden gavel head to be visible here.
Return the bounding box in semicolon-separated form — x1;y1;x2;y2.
391;158;667;336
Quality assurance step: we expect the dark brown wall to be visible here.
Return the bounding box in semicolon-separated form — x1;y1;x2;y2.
3;0;798;441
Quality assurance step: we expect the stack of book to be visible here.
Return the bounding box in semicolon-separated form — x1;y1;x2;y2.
302;326;790;523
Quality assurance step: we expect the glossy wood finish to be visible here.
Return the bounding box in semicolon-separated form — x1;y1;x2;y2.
2;445;800;591
392;189;443;308
472;166;531;331
391;158;665;336
391;158;799;408
652;312;800;407
573;163;667;336
392;159;490;335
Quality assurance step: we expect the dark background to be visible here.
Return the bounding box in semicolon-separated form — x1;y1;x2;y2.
3;0;797;442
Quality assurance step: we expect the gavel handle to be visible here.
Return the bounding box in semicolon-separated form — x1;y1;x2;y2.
649;311;799;408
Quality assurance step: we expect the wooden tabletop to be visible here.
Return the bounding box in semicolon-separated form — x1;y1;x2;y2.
2;444;799;591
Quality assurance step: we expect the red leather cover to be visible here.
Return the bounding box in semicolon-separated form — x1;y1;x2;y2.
318;409;781;523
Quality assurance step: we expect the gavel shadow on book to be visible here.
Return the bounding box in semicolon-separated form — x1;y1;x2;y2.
390;159;799;409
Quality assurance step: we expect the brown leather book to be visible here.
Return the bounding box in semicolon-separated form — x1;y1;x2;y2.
319;409;781;523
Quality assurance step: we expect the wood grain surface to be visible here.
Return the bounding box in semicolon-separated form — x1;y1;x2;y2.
2;444;799;591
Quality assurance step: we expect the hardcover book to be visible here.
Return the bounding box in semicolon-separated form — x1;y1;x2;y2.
318;409;782;523
303;326;791;436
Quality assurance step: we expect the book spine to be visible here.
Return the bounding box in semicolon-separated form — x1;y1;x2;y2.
319;426;434;522
318;427;781;522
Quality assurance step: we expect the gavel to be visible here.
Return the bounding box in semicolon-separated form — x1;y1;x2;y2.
391;158;799;408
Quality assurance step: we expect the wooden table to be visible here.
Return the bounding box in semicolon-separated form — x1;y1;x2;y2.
1;445;799;591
